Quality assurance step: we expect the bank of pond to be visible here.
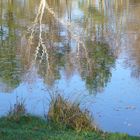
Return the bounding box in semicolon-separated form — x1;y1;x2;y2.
0;96;139;140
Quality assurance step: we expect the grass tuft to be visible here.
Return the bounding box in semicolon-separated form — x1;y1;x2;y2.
7;99;26;121
47;95;96;132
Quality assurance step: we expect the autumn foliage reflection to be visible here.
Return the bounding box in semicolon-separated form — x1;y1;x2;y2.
20;0;115;93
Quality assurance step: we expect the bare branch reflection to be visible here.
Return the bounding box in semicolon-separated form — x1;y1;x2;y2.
23;0;116;93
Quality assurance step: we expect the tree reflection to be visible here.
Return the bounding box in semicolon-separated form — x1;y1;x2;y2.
123;0;140;79
0;0;117;93
78;40;115;93
0;0;21;91
24;0;115;93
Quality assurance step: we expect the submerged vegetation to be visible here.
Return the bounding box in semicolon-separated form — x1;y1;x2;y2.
0;96;139;140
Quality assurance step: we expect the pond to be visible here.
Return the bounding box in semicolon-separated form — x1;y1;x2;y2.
0;0;140;136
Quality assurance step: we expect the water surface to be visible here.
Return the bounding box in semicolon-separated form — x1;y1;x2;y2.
0;0;140;136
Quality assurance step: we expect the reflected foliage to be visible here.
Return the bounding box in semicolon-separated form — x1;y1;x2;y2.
0;0;22;90
3;0;140;92
0;37;21;90
79;0;106;23
2;0;133;94
79;41;115;93
26;0;116;93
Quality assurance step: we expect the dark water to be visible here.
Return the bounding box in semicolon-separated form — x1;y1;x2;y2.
0;0;140;136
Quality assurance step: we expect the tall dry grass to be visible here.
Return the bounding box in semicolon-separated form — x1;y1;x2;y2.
47;95;96;132
8;98;26;121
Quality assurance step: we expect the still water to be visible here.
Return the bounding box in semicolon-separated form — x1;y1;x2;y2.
0;0;140;136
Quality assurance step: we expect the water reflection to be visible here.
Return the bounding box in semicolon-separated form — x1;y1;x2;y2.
0;0;121;93
122;1;140;79
0;0;21;91
19;0;116;93
1;0;139;92
0;0;140;135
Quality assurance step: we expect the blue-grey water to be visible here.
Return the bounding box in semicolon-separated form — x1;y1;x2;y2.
0;0;140;136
